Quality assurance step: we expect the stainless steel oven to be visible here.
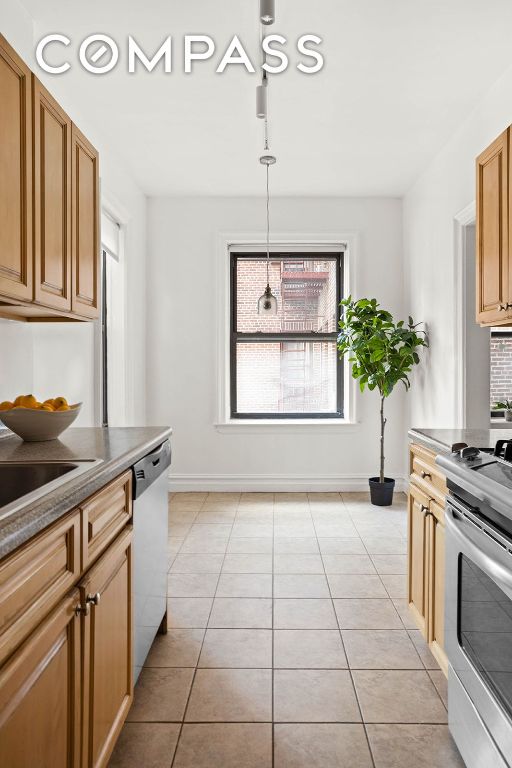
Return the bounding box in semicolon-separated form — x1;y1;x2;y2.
445;495;512;768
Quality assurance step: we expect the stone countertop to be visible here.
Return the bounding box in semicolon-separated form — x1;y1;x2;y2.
0;427;171;560
409;427;512;454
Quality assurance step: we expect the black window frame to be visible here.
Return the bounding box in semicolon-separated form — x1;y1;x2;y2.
230;251;344;419
490;330;512;419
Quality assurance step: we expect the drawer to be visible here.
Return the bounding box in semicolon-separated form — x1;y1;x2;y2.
410;443;447;504
0;509;80;664
81;471;132;568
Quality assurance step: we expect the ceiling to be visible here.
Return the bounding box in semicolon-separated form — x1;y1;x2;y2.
19;0;512;196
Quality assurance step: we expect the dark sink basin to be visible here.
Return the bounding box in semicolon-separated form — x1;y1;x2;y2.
0;462;79;508
0;460;102;520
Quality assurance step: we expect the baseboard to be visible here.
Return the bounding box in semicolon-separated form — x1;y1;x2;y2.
168;472;408;493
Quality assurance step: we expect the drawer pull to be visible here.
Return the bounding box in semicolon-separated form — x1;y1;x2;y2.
75;602;90;616
420;505;429;514
86;592;101;607
421;470;432;480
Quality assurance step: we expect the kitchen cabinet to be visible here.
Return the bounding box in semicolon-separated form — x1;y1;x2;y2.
71;126;100;319
80;527;132;768
0;590;82;768
0;34;33;303
476;129;511;326
0;472;133;768
33;78;72;312
408;444;448;675
0;33;99;322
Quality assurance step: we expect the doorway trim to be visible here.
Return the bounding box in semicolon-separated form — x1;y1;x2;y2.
454;201;476;428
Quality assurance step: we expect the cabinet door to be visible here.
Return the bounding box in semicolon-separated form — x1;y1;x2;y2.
428;501;448;675
33;77;72;311
0;590;81;768
81;527;133;768
0;34;32;301
476;129;511;325
407;483;430;637
71;125;100;318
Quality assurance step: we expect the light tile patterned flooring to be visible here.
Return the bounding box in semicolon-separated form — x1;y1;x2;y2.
109;492;464;768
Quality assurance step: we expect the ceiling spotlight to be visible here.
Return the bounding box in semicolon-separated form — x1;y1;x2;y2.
260;0;275;25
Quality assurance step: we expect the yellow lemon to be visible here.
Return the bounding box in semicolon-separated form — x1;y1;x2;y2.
53;396;68;409
40;404;54;411
0;401;13;411
55;404;70;411
20;394;38;409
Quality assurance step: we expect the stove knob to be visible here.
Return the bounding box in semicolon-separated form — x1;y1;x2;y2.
459;447;480;461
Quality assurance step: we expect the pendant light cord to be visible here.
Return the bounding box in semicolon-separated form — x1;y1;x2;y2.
266;161;270;284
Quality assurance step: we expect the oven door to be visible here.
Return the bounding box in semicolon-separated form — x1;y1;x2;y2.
445;498;512;761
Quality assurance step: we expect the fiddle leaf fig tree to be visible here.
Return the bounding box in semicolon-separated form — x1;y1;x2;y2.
337;297;428;484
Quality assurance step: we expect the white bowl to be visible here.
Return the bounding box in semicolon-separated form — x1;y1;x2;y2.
0;403;82;441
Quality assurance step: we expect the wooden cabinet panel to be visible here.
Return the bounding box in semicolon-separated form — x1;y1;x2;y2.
410;443;447;506
0;34;32;301
476;129;511;325
0;590;81;768
428;501;447;675
81;527;133;768
71;125;100;319
0;510;81;665
33;77;72;311
81;471;132;569
407;482;430;638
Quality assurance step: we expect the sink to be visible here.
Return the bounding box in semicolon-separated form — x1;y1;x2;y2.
0;460;102;521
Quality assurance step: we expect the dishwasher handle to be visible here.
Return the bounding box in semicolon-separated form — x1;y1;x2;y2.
132;440;172;499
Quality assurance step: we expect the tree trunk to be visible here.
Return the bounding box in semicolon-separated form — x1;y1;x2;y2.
380;395;387;483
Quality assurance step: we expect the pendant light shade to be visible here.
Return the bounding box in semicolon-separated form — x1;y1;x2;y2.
260;0;275;25
258;283;278;315
256;83;267;119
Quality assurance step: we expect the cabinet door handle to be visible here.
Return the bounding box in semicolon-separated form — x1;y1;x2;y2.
86;592;101;607
420;470;432;480
75;603;90;616
420;504;429;514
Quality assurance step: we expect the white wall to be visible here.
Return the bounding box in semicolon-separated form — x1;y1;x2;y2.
147;196;407;490
0;2;147;426
404;64;512;429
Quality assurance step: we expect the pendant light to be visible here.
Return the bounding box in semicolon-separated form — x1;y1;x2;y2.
260;0;275;25
257;154;278;315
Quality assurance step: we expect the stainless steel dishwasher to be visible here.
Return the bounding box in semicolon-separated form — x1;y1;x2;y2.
132;439;171;682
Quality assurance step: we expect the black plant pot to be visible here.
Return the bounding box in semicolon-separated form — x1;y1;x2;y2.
369;477;395;507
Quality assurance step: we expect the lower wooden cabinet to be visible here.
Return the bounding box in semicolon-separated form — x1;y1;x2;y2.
0;478;134;768
80;527;133;768
407;483;430;636
408;444;448;675
0;590;82;768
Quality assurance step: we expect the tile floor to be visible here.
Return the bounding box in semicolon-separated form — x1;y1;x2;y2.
109;492;464;768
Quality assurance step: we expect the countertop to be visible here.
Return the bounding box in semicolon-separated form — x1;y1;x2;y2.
409;427;512;454
0;427;171;560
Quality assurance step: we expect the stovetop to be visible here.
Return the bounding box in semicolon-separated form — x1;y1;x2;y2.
437;439;512;525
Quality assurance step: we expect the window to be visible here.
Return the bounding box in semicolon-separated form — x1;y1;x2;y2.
230;252;343;419
490;329;512;418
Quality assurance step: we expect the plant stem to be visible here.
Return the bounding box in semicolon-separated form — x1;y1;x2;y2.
380;395;386;483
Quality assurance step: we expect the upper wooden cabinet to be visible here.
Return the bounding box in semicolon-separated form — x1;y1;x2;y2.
71;126;100;319
33;78;72;312
0;34;99;322
476;128;512;326
0;35;32;302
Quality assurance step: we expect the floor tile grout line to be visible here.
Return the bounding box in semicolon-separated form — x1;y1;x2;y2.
310;492;378;768
168;491;240;768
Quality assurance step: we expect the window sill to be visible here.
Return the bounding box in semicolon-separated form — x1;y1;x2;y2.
214;419;359;434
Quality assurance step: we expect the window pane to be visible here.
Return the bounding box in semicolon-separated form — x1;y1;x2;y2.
235;257;339;333
235;341;339;414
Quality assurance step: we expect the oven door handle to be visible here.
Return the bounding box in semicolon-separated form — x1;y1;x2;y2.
445;505;512;594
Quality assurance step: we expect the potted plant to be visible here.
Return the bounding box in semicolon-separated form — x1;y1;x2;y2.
337;297;428;506
494;400;512;422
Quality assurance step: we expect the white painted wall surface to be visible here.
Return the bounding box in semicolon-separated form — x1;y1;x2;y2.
147;196;408;489
404;64;512;429
0;2;148;426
